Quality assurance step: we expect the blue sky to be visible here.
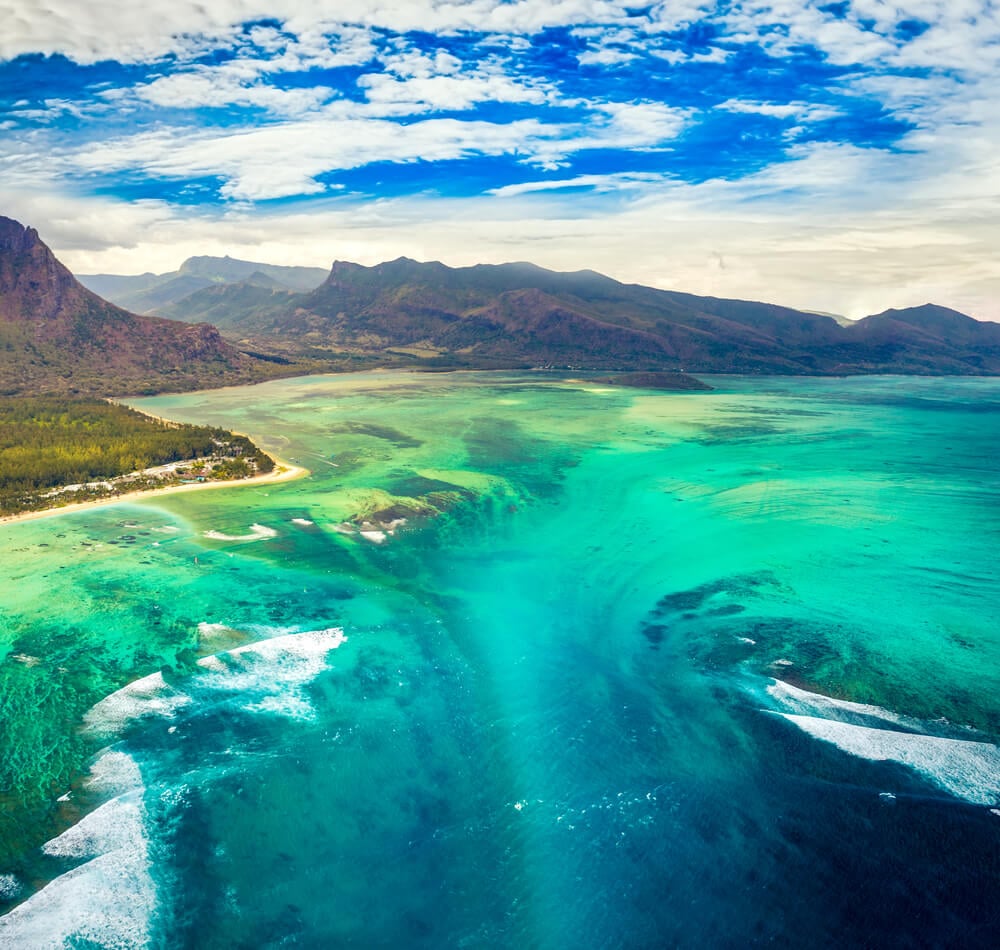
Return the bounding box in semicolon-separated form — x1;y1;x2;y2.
2;1;999;319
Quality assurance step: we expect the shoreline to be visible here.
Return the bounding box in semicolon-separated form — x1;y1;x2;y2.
0;459;309;527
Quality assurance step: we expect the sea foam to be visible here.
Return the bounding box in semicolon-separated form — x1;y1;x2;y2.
767;679;919;731
0;752;154;949
197;621;234;638
1;626;343;945
84;628;348;738
780;713;1000;805
43;794;144;861
764;680;1000;805
0;875;21;902
203;523;278;542
84;671;192;740
14;629;350;945
85;749;144;797
196;628;346;720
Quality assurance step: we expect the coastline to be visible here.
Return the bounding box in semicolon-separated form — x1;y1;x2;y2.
0;459;309;527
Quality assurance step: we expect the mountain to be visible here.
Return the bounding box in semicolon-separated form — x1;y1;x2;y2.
176;256;329;290
831;304;1000;374
78;256;329;314
853;304;1000;348
156;277;297;329
110;273;217;315
190;257;837;372
0;217;268;396
73;252;1000;377
190;256;997;375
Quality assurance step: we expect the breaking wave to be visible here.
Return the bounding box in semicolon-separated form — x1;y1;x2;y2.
0;750;153;949
762;679;1000;805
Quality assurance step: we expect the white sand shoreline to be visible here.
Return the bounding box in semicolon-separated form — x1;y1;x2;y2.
0;459;309;527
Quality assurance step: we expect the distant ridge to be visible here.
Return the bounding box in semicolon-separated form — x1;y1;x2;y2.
0;217;266;396
78;255;329;314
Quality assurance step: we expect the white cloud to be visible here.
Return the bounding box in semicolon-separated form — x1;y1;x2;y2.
645;2;718;34
382;47;464;80
488;171;670;197
93;25;376;118
573;25;642;65
689;47;732;64
357;66;551;114
591;100;690;147
718;99;841;122
648;48;687;65
716;0;1000;76
578;47;637;66
718;2;897;65
0;189;178;255
67;115;563;200
10;91;689;202
127;71;331;115
5;0;999;83
0;1;645;64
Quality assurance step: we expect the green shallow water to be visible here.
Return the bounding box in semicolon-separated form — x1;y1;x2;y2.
1;371;999;947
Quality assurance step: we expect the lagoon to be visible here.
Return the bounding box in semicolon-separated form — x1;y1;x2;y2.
2;371;999;947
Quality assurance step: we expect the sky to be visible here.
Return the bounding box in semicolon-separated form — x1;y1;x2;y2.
1;1;999;320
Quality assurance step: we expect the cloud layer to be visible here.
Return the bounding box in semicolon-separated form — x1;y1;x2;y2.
2;1;999;318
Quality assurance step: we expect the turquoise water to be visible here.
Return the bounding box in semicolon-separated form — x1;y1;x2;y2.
1;372;999;946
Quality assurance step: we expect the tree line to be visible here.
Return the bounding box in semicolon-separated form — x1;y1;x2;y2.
0;397;273;513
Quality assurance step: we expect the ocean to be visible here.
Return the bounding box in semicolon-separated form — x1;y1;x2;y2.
1;371;998;947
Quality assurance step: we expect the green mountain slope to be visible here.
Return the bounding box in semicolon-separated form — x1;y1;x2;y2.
157;279;297;329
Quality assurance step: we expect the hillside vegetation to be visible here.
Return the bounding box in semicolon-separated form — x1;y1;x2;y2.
0;398;273;514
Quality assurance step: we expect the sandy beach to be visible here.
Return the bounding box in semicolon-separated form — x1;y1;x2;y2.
0;459;309;527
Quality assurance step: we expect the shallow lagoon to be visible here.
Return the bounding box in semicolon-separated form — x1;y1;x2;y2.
1;372;999;946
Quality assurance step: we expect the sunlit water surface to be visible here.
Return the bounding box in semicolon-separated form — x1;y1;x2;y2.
1;372;999;947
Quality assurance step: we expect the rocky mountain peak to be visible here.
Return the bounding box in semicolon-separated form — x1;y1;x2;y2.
0;215;264;395
0;216;81;322
0;216;42;254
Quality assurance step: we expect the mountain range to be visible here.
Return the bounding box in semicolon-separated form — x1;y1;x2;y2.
92;253;1000;376
5;214;1000;398
0;217;269;396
